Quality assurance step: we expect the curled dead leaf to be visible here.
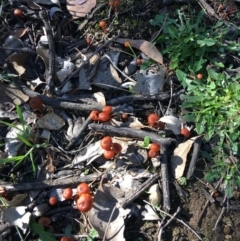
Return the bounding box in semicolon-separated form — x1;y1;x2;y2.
171;136;199;179
115;38;163;64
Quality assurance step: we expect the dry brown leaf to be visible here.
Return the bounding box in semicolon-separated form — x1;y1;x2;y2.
88;183;130;241
170;136;199;179
0;83;29;106
110;116;145;129
10;28;29;39
8;53;29;76
67;0;96;19
36;113;65;130
115;38;163;64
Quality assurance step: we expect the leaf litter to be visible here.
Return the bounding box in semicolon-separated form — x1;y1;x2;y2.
0;0;239;241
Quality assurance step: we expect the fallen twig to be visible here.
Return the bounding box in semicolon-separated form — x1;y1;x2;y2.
158;207;180;241
15;81;103;111
119;174;159;208
1;173;105;192
88;123;175;147
144;201;203;241
58;35;120;91
197;0;238;29
196;177;223;226
186;135;203;179
106;92;171;106
212;206;226;231
39;10;55;93
65;116;92;150
161;150;171;211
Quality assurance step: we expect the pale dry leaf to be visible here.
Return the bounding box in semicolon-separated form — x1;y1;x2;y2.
171;136;199;179
110;117;145;129
91;56;122;88
27;78;46;90
56;59;75;83
148;184;161;206
5;193;28;207
5;125;24;157
10;28;29;38
134;71;165;95
67;0;96;19
32;203;50;217
115;38;163;64
142;204;161;221
3;36;23;56
3;206;31;233
0;83;29;105
36;113;65;130
20;0;60;7
72;141;104;167
8;53;30;76
160;115;181;135
88;183;130;241
93;92;106;106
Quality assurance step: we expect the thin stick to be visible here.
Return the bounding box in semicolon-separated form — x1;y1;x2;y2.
106;92;171;106
186;136;203;179
161;150;170;211
158;207;181;241
88;123;175;147
144;201;203;241
164;77;173;116
119;174;159;208
15;82;103;111
2;173;105;192
39;10;55;92
65;116;92;150
102;206;117;241
58;35;120;89
196;177;223;226
212;207;226;231
104;54;136;82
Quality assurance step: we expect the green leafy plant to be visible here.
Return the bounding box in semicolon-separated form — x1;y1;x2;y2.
141;136;150;148
0;105;48;176
29;220;57;241
177;177;187;186
150;10;240;74
177;67;240;154
205;152;240;198
87;228;98;241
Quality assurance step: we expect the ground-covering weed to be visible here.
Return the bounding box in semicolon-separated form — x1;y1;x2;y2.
150;10;240;74
0;105;48;177
150;10;240;197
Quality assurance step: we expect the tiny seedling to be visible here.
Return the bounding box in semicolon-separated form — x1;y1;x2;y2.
87;228;98;241
177;177;187;186
141;136;150;148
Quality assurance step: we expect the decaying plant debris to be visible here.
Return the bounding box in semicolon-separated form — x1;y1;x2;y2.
0;0;240;240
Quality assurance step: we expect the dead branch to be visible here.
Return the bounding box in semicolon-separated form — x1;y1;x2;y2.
15;81;103;111
1;173;105;193
161;150;171;211
187;136;203;179
88;123;175;147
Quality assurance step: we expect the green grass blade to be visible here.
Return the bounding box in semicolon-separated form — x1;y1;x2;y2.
0;120;22;132
17;134;33;147
29;220;57;241
29;152;36;177
0;155;25;164
16;105;25;128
